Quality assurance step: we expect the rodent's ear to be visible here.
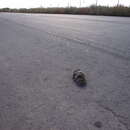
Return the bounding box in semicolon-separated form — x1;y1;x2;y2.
73;69;80;73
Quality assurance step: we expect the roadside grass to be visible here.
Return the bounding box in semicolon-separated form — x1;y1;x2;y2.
0;5;130;17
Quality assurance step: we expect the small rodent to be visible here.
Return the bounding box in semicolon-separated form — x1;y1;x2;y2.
73;69;87;87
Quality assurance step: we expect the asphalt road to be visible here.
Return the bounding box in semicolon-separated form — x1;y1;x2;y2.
0;13;130;130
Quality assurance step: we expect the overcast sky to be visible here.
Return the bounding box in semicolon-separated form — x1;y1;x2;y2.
0;0;129;8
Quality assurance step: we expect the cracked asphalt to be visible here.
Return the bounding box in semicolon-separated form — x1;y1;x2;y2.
0;13;130;130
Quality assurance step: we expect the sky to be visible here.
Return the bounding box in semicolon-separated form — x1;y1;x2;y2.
0;0;129;8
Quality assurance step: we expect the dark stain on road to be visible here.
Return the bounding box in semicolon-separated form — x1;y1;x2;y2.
94;121;103;128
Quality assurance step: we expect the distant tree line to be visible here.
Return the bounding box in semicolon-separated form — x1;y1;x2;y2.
0;5;130;17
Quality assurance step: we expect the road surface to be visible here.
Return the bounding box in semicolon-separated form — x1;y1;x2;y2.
0;13;130;130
